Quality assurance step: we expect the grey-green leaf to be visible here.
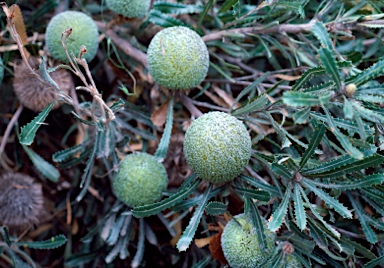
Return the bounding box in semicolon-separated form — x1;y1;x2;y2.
205;201;227;215
319;47;341;90
293;183;306;231
17;234;67;249
268;185;292;232
283;91;331;107
299;123;326;169
312;21;333;50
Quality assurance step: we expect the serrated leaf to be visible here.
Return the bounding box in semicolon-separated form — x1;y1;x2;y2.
65;252;100;267
218;0;238;13
153;2;204;14
231;94;269;116
131;218;145;268
148;9;188;28
319;47;341;90
272;163;293;180
312;21;333;50
22;144;60;182
363;255;384;268
299;186;340;238
352;101;384;124
292;66;326;91
343;97;354;120
52;143;87;163
17;234;66;249
283;91;331;107
177;184;213;251
293;107;311;124
19;101;56;145
240;174;280;197
154;95;174;162
268;185;292;232
132;179;200;217
306;173;384;190
347;192;377;244
205;201;227;215
345;56;384;86
302;180;352;218
247;200;268;250
300;123;326;169
303;154;384;178
233;187;271;202
355;94;384;103
275;1;305;18
293;183;306;231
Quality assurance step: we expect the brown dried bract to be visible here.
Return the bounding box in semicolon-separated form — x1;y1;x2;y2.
13;57;73;112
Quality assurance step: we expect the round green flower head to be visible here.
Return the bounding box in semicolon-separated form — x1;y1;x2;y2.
183;112;251;183
221;213;276;268
112;152;168;207
45;11;99;62
147;26;209;90
106;0;150;18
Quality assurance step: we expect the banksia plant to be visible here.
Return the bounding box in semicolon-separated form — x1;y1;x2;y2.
106;0;150;18
45;11;99;62
147;26;209;90
13;57;72;112
112;152;168;207
183;111;251;183
221;213;276;268
0;172;44;228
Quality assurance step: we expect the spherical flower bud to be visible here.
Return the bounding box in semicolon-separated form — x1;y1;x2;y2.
221;213;276;268
112;152;168;207
45;11;99;62
183;112;251;183
0;172;44;228
147;26;209;90
106;0;150;18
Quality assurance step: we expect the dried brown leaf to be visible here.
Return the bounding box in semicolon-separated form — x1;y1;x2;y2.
151;98;170;128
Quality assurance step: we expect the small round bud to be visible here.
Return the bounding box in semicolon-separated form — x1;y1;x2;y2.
106;0;150;18
0;172;44;228
45;11;99;62
147;26;209;90
221;213;276;268
112;152;168;207
345;83;357;97
13;57;72;112
183;112;251;183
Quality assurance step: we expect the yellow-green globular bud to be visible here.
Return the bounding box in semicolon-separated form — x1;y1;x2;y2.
45;11;99;62
106;0;150;18
183;112;251;183
112;152;168;207
221;214;276;268
147;26;209;90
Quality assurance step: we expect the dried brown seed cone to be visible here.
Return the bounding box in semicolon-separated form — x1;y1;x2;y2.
13;57;73;112
0;172;44;228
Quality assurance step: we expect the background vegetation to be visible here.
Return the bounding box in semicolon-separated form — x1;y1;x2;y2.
1;0;384;267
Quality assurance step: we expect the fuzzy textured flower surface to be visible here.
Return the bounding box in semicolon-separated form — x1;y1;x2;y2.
183;111;251;183
45;11;99;62
0;172;44;228
221;213;276;268
112;152;168;207
106;0;150;18
147;26;209;90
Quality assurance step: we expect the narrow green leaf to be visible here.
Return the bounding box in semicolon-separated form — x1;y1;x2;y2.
347;192;377;244
148;9;188;28
218;0;238;13
154;95;174;162
248;200;268;250
231;94;269;116
192;256;212;268
304;154;384;178
363;255;384;268
132;179;200;217
131;218;145;268
268;185;292;232
233;187;271;202
65;252;100;267
300;123;326;169
197;0;214;29
153;2;204;14
20;101;56;145
292;66;326;91
312;21;333;50
240;174;280;197
272;163;292;180
293;107;311;124
177;184;213;251
343;97;354;120
22;145;60;182
18;235;67;249
345;56;384;86
319;47;341;90
302;180;352;218
355;94;384;104
293;183;306;231
205;201;227;215
306;173;384;190
299;186;340;238
275;1;305;18
52;143;87;163
283;91;331;107
352;101;384;124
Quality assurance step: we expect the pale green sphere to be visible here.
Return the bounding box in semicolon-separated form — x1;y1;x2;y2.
221;214;276;268
112;153;168;207
106;0;150;18
45;11;99;62
183;112;251;183
147;26;209;90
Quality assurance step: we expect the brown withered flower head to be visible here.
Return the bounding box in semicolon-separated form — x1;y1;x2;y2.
13;56;73;112
0;172;44;228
